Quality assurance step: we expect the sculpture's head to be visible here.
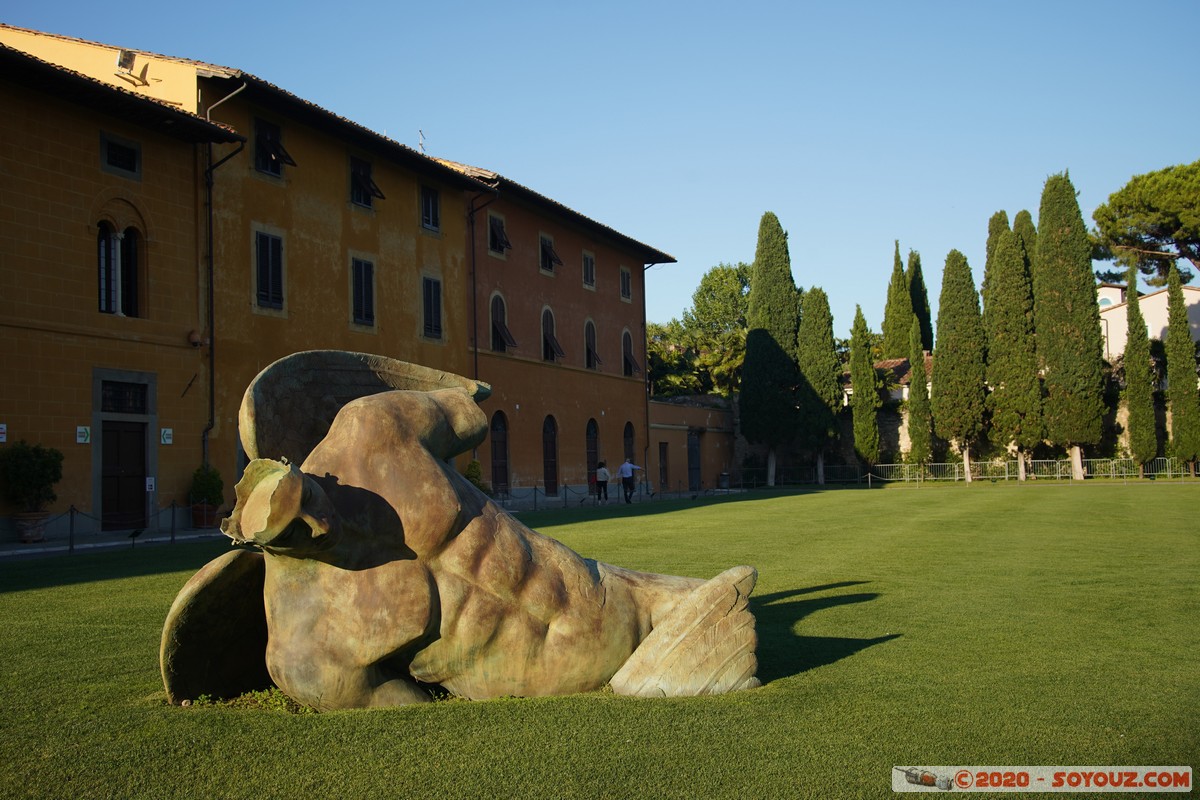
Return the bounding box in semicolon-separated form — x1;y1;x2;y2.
221;458;339;556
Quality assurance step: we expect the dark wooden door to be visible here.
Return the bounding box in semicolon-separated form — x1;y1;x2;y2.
102;420;146;530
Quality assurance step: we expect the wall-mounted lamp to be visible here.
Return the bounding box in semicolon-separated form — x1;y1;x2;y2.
188;330;204;348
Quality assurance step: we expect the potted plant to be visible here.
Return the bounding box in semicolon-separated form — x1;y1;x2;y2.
190;463;224;528
0;440;64;543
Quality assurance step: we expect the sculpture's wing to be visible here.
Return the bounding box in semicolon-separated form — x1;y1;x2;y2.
239;350;491;463
610;565;760;697
159;549;271;704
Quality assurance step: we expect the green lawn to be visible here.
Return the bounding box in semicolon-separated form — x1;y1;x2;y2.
1;484;1196;799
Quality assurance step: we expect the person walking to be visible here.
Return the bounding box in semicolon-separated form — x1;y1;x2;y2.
616;458;642;504
595;461;610;503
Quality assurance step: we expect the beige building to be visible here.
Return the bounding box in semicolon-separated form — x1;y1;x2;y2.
1097;281;1200;361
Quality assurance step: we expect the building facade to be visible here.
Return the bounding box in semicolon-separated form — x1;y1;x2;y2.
0;44;242;531
1;25;676;529
438;161;672;498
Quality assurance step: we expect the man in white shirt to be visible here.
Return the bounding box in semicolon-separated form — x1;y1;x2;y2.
616;458;643;504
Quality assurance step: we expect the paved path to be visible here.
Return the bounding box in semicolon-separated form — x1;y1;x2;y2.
0;529;225;560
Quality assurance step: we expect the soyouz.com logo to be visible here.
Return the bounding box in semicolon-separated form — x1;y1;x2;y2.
893;766;1191;792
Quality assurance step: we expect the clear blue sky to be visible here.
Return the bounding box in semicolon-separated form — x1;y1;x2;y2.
8;1;1198;339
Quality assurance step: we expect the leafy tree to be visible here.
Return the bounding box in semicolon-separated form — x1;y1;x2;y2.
906;315;932;467
849;305;880;466
984;229;1043;479
741;212;800;485
682;262;750;396
647;320;701;396
980;210;1010;344
881;241;912;358
931;250;986;480
1164;264;1200;474
1093;159;1200;286
1033;172;1106;479
683;262;750;339
1122;265;1158;473
795;287;842;483
907;250;934;352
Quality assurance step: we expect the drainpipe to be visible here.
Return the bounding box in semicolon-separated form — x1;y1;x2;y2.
467;190;498;382
641;262;658;496
200;82;247;467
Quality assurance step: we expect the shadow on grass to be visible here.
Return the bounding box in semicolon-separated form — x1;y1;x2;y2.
752;581;902;683
0;538;230;593
516;486;857;529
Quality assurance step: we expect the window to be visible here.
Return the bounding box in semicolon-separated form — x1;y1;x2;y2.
623;331;641;376
255;231;284;309
489;214;512;255
97;223;140;317
582;251;596;288
620;267;632;300
491;412;509;493
423;277;442;339
540;235;563;273
254;119;295;176
101;132;140;179
421;185;440;231
542;416;559;496
542;308;565;362
102;380;148;414
491;295;518;352
350;156;385;207
585;321;602;370
352;258;375;326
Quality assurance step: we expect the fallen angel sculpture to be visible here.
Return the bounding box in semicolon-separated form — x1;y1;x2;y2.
160;351;759;710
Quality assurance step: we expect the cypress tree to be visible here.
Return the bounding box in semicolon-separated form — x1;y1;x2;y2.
984;229;1043;479
1013;210;1038;277
746;212;800;352
1033;172;1106;479
1122;265;1158;473
906;315;932;467
795;287;842;484
849;305;880;466
931;249;986;481
981;210;1011;347
740;211;800;485
1165;264;1200;474
907;250;934;352
881;241;912;358
1013;209;1038;335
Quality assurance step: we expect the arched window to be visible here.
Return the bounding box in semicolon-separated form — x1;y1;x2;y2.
585;418;599;487
98;223;140;317
585;321;601;370
624;421;635;462
490;412;509;493
491;295;517;352
622;331;641;377
542;308;565;362
542;415;559;495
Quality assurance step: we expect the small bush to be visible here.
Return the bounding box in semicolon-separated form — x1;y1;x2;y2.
463;460;491;496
